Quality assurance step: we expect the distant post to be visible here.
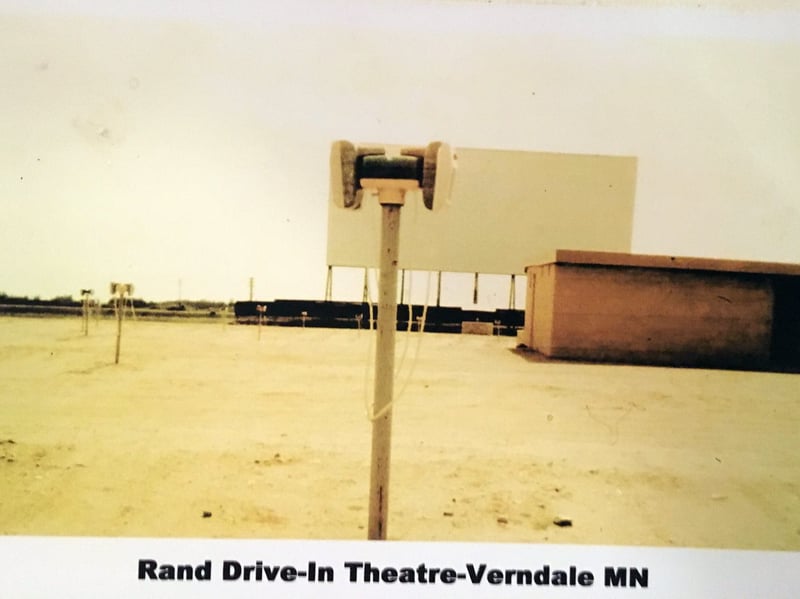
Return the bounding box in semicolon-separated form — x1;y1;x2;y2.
80;288;93;336
325;266;333;302
256;304;266;340
110;282;134;364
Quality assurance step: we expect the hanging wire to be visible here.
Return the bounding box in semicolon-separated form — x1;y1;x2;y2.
393;270;415;380
128;295;137;321
366;270;432;422
362;268;377;419
382;270;431;416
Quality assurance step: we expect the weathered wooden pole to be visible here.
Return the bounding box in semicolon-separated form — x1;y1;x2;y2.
80;289;92;336
110;282;133;364
325;266;333;302
368;194;403;540
114;295;123;364
256;304;266;340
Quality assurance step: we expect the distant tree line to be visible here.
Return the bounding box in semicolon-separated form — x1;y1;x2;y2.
0;292;83;307
0;292;230;311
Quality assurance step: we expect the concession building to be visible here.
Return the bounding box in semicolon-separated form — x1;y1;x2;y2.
521;250;800;371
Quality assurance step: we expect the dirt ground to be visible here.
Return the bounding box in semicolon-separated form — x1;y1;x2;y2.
0;315;798;550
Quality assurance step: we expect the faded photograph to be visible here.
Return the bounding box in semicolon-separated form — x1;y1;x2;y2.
1;0;799;551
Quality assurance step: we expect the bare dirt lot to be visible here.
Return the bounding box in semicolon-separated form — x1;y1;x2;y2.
0;315;798;549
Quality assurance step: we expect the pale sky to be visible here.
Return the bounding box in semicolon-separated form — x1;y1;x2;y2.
1;1;799;308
